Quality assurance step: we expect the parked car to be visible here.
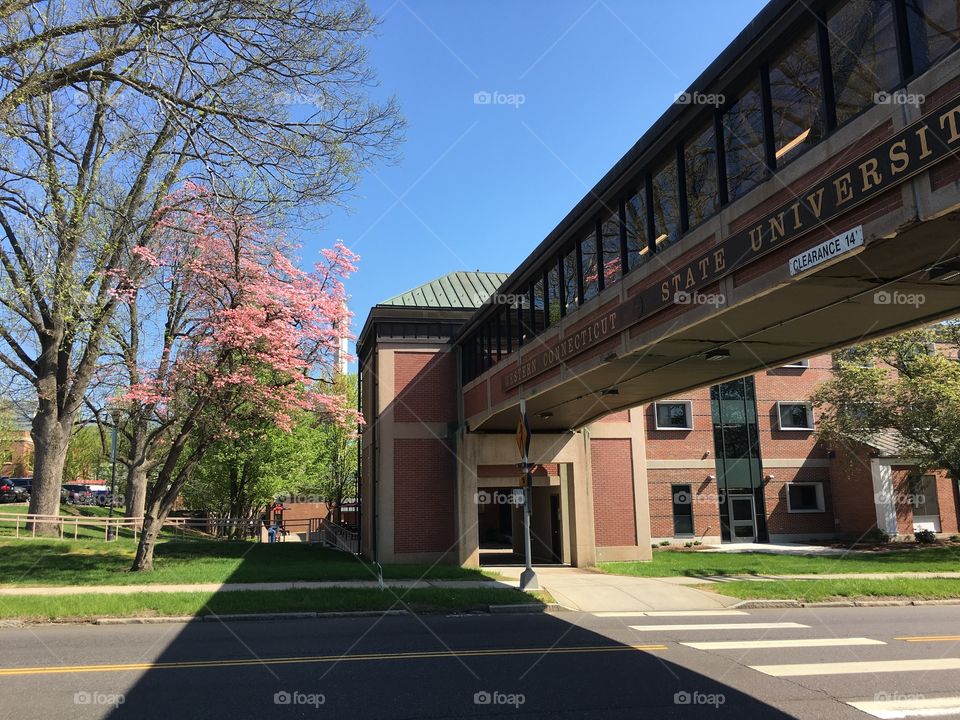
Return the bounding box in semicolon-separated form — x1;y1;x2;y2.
61;483;94;505
0;478;28;503
7;477;32;500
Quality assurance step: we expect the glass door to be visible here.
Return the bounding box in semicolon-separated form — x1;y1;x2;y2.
727;494;756;541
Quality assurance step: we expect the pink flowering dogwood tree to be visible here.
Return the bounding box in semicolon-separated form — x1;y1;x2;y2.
123;185;358;571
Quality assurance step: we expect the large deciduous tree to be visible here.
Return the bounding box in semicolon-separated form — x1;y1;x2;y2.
120;186;358;570
0;0;401;532
813;324;960;481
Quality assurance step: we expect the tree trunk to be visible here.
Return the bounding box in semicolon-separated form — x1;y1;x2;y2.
125;464;148;527
132;507;163;572
26;409;72;534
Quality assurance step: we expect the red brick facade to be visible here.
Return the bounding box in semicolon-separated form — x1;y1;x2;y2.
393;438;455;554
395;351;457;423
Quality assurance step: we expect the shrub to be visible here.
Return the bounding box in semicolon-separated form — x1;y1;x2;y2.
914;529;937;544
693;540;703;546
864;528;891;544
684;541;693;548
659;540;670;546
949;535;960;543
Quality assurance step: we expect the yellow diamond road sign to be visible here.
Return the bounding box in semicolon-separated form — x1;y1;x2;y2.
516;413;530;461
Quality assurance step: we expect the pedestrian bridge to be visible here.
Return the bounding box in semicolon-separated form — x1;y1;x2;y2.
455;2;960;432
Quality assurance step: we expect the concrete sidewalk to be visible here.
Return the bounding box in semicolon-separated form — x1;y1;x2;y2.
485;566;738;611
658;571;960;585
0;579;516;596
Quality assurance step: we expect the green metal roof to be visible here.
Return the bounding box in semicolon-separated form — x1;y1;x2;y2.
379;271;509;310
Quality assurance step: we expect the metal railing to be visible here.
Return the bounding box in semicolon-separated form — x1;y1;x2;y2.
0;514;329;543
317;517;359;553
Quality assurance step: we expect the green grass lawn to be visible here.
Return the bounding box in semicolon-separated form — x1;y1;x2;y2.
599;547;960;577
0;587;544;622
0;538;494;587
703;578;960;603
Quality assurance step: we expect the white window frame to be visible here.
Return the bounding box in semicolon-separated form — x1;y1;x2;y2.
786;482;825;513
776;401;815;431
782;359;809;368
654;400;693;431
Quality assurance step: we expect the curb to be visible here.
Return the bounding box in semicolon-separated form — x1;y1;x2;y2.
731;598;960;609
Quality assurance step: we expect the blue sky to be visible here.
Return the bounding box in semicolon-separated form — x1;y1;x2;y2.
303;0;769;356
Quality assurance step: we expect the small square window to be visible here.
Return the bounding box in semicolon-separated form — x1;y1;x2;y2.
777;401;814;431
654;401;693;430
787;482;824;512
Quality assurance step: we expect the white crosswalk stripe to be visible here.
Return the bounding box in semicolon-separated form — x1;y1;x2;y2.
682;637;886;650
848;696;960;719
750;658;960;677
629;621;809;631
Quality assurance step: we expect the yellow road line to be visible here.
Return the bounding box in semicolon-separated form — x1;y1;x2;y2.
896;635;960;643
0;644;667;677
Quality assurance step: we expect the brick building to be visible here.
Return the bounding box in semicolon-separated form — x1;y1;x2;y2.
358;0;960;565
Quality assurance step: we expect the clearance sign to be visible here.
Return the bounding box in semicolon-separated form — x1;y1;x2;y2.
501;93;960;392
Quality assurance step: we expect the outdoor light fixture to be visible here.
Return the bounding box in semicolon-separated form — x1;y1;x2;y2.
704;348;730;361
600;387;619;396
604;352;619;362
764;474;775;481
539;411;554;420
706;474;716;481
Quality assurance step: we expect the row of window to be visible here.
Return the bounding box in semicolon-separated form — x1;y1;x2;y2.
462;0;960;384
670;473;943;536
670;481;826;536
655;400;815;431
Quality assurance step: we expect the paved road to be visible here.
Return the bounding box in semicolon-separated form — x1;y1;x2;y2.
0;606;958;718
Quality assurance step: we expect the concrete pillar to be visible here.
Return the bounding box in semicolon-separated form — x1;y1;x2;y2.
456;430;480;567
629;406;654;561
566;432;597;567
871;459;898;536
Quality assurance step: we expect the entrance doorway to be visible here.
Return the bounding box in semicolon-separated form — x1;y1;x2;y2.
477;483;565;566
727;494;757;541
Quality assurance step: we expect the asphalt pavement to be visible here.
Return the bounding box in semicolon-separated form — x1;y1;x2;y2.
0;605;958;719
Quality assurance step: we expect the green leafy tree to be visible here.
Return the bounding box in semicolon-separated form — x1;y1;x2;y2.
62;425;108;483
813;324;960;480
308;374;359;522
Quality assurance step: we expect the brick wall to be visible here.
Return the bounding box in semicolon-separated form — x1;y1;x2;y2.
829;442;880;537
393;438;455;554
647;468;722;539
394;351;457;423
590;438;637;547
763;466;835;536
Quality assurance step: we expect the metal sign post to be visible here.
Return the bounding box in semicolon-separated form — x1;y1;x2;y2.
517;399;538;591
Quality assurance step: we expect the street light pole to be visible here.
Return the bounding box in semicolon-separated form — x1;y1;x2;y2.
518;399;538;591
